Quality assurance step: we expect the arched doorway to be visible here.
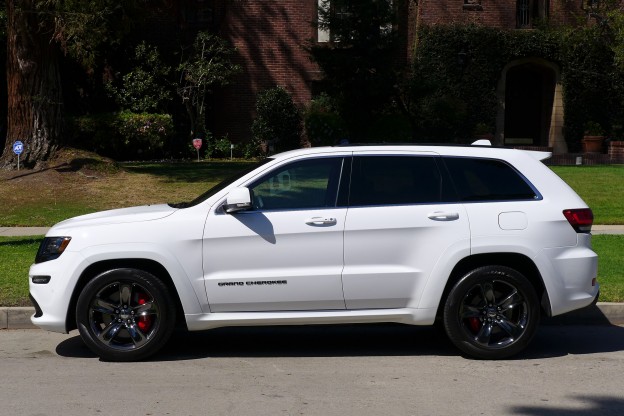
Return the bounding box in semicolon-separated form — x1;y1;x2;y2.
496;59;567;153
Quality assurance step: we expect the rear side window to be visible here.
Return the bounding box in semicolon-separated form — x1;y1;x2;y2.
349;156;453;206
443;157;539;202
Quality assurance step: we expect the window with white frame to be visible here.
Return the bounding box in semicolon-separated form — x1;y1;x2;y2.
317;0;393;43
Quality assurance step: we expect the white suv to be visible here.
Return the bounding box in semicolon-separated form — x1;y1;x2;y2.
29;143;599;361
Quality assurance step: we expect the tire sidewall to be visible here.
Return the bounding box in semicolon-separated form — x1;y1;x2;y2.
76;268;175;362
443;265;540;360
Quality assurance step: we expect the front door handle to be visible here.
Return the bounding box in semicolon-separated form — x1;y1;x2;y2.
427;212;459;221
305;217;337;226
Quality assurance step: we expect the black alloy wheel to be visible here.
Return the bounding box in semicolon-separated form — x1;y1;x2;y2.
76;268;175;361
443;265;540;359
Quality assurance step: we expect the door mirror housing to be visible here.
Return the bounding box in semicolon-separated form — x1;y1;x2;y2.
224;187;252;213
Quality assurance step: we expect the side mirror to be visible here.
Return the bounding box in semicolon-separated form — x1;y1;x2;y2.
224;187;252;213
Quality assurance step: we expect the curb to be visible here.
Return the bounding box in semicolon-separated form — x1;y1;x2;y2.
2;303;624;330
0;307;38;329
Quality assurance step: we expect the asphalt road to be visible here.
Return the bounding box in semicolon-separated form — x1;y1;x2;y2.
1;324;624;416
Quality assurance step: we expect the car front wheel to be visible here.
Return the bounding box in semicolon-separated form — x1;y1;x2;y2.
76;268;175;361
443;265;540;359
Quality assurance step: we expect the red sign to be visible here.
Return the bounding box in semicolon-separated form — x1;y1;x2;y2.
192;139;202;150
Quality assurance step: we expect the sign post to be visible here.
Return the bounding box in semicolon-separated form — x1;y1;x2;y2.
12;141;24;171
192;138;202;162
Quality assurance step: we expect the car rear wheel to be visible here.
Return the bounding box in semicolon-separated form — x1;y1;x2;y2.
76;268;175;361
443;265;540;359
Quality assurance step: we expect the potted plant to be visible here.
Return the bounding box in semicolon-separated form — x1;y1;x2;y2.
582;121;605;153
473;122;494;141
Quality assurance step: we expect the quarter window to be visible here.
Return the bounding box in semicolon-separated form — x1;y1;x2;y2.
443;157;539;201
249;158;344;210
349;156;450;206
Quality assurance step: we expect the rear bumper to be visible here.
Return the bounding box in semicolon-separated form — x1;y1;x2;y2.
537;237;599;317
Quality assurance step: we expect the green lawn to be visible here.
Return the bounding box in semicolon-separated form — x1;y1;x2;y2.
2;234;622;306
0;236;41;306
0;160;256;227
551;165;624;225
592;235;624;303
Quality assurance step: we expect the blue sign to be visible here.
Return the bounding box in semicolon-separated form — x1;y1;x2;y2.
12;141;24;155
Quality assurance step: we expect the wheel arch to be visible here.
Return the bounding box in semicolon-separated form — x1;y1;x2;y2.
66;259;187;332
435;253;552;321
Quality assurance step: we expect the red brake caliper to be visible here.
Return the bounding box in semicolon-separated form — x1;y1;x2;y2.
136;293;153;332
468;318;481;333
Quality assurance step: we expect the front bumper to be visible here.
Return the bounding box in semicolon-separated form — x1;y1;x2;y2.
28;251;88;333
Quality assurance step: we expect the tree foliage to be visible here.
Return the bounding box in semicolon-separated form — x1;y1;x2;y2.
309;0;403;140
38;0;147;69
0;0;150;168
105;42;172;113
177;31;241;139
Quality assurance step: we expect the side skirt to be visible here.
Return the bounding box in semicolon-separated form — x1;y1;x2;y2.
184;308;437;331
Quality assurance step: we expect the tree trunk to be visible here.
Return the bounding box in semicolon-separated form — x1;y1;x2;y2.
1;0;63;169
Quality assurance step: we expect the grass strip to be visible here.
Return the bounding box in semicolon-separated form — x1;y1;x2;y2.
0;236;42;306
551;165;624;225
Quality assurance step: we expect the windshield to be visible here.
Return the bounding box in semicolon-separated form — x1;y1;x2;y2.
168;158;273;209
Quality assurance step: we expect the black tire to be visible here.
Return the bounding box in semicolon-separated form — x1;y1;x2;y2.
443;265;540;359
76;268;176;361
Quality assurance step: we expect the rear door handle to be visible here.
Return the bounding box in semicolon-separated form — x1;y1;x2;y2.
305;217;337;226
427;212;459;221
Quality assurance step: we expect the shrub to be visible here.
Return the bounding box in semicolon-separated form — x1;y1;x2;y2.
205;135;233;159
251;87;303;153
69;112;173;160
304;94;348;146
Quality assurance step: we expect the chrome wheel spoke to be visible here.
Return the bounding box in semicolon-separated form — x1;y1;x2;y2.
127;324;148;348
460;305;482;319
91;298;118;316
481;282;496;305
119;284;133;306
497;290;523;312
98;321;124;345
133;301;157;316
475;322;493;345
497;316;524;340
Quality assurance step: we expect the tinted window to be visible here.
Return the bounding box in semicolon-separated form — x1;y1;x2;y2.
443;157;538;201
249;158;344;210
349;156;448;206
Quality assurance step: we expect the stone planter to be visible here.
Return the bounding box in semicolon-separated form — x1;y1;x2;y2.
582;135;605;153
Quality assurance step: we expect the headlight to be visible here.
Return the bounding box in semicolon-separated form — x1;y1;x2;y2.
35;237;72;264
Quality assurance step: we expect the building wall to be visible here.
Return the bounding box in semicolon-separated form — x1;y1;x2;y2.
416;0;584;29
209;1;588;143
212;0;321;143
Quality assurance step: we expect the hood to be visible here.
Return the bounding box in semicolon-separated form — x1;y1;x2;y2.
50;204;177;232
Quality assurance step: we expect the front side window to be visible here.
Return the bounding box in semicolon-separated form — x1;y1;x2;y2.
249;157;344;211
349;156;451;206
443;157;539;202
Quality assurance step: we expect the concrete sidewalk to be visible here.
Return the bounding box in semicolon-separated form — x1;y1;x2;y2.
0;227;50;236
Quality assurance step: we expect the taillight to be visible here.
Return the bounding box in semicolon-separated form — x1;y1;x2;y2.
563;208;593;233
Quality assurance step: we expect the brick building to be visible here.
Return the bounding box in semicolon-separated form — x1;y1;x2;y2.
209;1;321;143
203;1;597;153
